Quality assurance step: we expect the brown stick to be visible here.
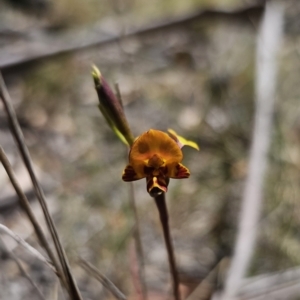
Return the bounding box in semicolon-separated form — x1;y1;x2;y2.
154;193;180;300
0;72;83;300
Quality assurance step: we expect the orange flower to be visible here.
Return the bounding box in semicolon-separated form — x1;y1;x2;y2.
122;129;192;197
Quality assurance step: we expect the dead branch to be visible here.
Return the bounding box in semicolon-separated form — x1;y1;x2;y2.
0;4;263;70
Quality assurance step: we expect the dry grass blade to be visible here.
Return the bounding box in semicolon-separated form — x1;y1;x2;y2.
0;223;56;273
154;193;180;300
0;237;46;300
0;146;61;274
78;257;127;300
0;72;83;300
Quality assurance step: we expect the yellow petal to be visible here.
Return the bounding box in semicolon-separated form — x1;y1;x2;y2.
168;129;199;151
129;129;182;166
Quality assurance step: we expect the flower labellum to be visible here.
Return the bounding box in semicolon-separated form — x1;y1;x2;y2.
122;129;196;197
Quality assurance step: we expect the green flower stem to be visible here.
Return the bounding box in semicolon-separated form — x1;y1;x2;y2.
154;193;180;300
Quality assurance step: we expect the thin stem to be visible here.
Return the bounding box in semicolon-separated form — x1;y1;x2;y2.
0;224;57;273
0;146;61;274
0;72;82;300
154;193;180;300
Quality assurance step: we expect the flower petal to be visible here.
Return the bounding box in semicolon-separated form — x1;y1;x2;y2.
168;163;190;179
129;129;183;168
146;175;169;197
168;129;199;150
122;165;145;181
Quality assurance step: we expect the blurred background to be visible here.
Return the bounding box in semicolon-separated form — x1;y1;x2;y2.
1;0;300;299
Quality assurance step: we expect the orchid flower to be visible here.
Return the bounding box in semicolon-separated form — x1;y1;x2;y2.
122;129;198;197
